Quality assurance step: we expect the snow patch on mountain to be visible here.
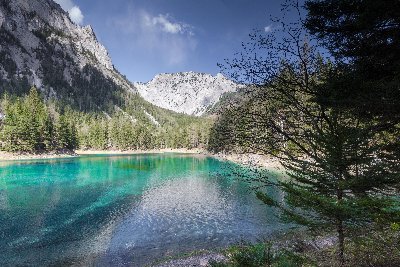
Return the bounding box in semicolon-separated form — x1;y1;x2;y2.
134;72;241;116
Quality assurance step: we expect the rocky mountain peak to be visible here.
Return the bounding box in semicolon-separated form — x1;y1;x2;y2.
0;0;128;102
83;25;94;34
0;0;239;116
135;72;242;116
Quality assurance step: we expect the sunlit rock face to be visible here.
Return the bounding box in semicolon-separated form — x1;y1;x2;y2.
0;0;133;96
0;0;240;115
135;72;242;116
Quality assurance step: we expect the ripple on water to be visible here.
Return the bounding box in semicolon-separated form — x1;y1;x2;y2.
0;154;288;266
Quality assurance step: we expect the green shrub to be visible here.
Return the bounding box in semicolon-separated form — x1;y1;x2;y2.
210;243;310;267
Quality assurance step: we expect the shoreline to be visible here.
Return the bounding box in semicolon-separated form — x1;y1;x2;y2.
0;149;282;170
0;148;205;162
0;150;78;161
75;148;205;155
211;152;282;170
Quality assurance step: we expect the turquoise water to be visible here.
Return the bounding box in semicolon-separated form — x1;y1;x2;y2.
0;154;286;266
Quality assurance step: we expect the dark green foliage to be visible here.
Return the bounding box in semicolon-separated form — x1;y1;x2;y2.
0;87;78;152
214;9;400;264
0;86;211;152
213;53;400;264
304;225;400;266
39;107;54;150
0;88;44;152
208;88;256;153
305;0;400;122
346;225;400;266
70;65;124;112
57;114;78;150
305;0;400;68
32;26;66;41
209;243;308;267
31;32;124;113
108;115;136;150
74;107;212;151
208;107;243;153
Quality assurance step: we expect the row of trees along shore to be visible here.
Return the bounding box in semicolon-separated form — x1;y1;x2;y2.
210;0;400;266
0;88;77;152
0;87;211;152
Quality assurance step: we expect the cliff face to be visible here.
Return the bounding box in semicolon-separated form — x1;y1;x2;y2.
135;72;241;116
0;0;133;110
0;0;239;116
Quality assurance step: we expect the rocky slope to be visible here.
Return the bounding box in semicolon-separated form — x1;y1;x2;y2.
0;0;239;117
0;0;133;111
0;0;216;154
135;72;241;116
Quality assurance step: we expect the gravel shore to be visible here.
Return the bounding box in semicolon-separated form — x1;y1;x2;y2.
211;152;282;169
0;150;77;161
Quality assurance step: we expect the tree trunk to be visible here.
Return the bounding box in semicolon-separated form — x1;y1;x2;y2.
337;175;345;266
337;219;345;266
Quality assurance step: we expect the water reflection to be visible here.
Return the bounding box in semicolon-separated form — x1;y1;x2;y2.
0;154;287;266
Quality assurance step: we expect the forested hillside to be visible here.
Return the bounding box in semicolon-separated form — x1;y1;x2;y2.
0;87;212;152
0;0;214;153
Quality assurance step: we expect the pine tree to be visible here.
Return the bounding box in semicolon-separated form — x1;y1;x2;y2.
1;97;22;152
57;114;78;150
24;87;42;151
216;16;400;265
39;107;54;150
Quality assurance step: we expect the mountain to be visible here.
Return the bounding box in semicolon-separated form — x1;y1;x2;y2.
0;0;133;111
0;0;215;152
0;0;239;117
135;72;241;116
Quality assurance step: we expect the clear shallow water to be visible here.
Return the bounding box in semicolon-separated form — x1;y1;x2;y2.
0;154;287;266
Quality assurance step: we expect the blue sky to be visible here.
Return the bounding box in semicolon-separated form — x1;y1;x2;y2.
55;0;298;82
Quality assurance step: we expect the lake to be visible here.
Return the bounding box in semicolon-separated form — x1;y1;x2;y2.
0;153;288;266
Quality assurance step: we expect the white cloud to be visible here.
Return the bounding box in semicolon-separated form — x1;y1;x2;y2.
54;0;84;25
141;12;194;35
112;9;196;66
264;25;273;33
154;14;191;35
69;6;84;25
153;14;182;34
